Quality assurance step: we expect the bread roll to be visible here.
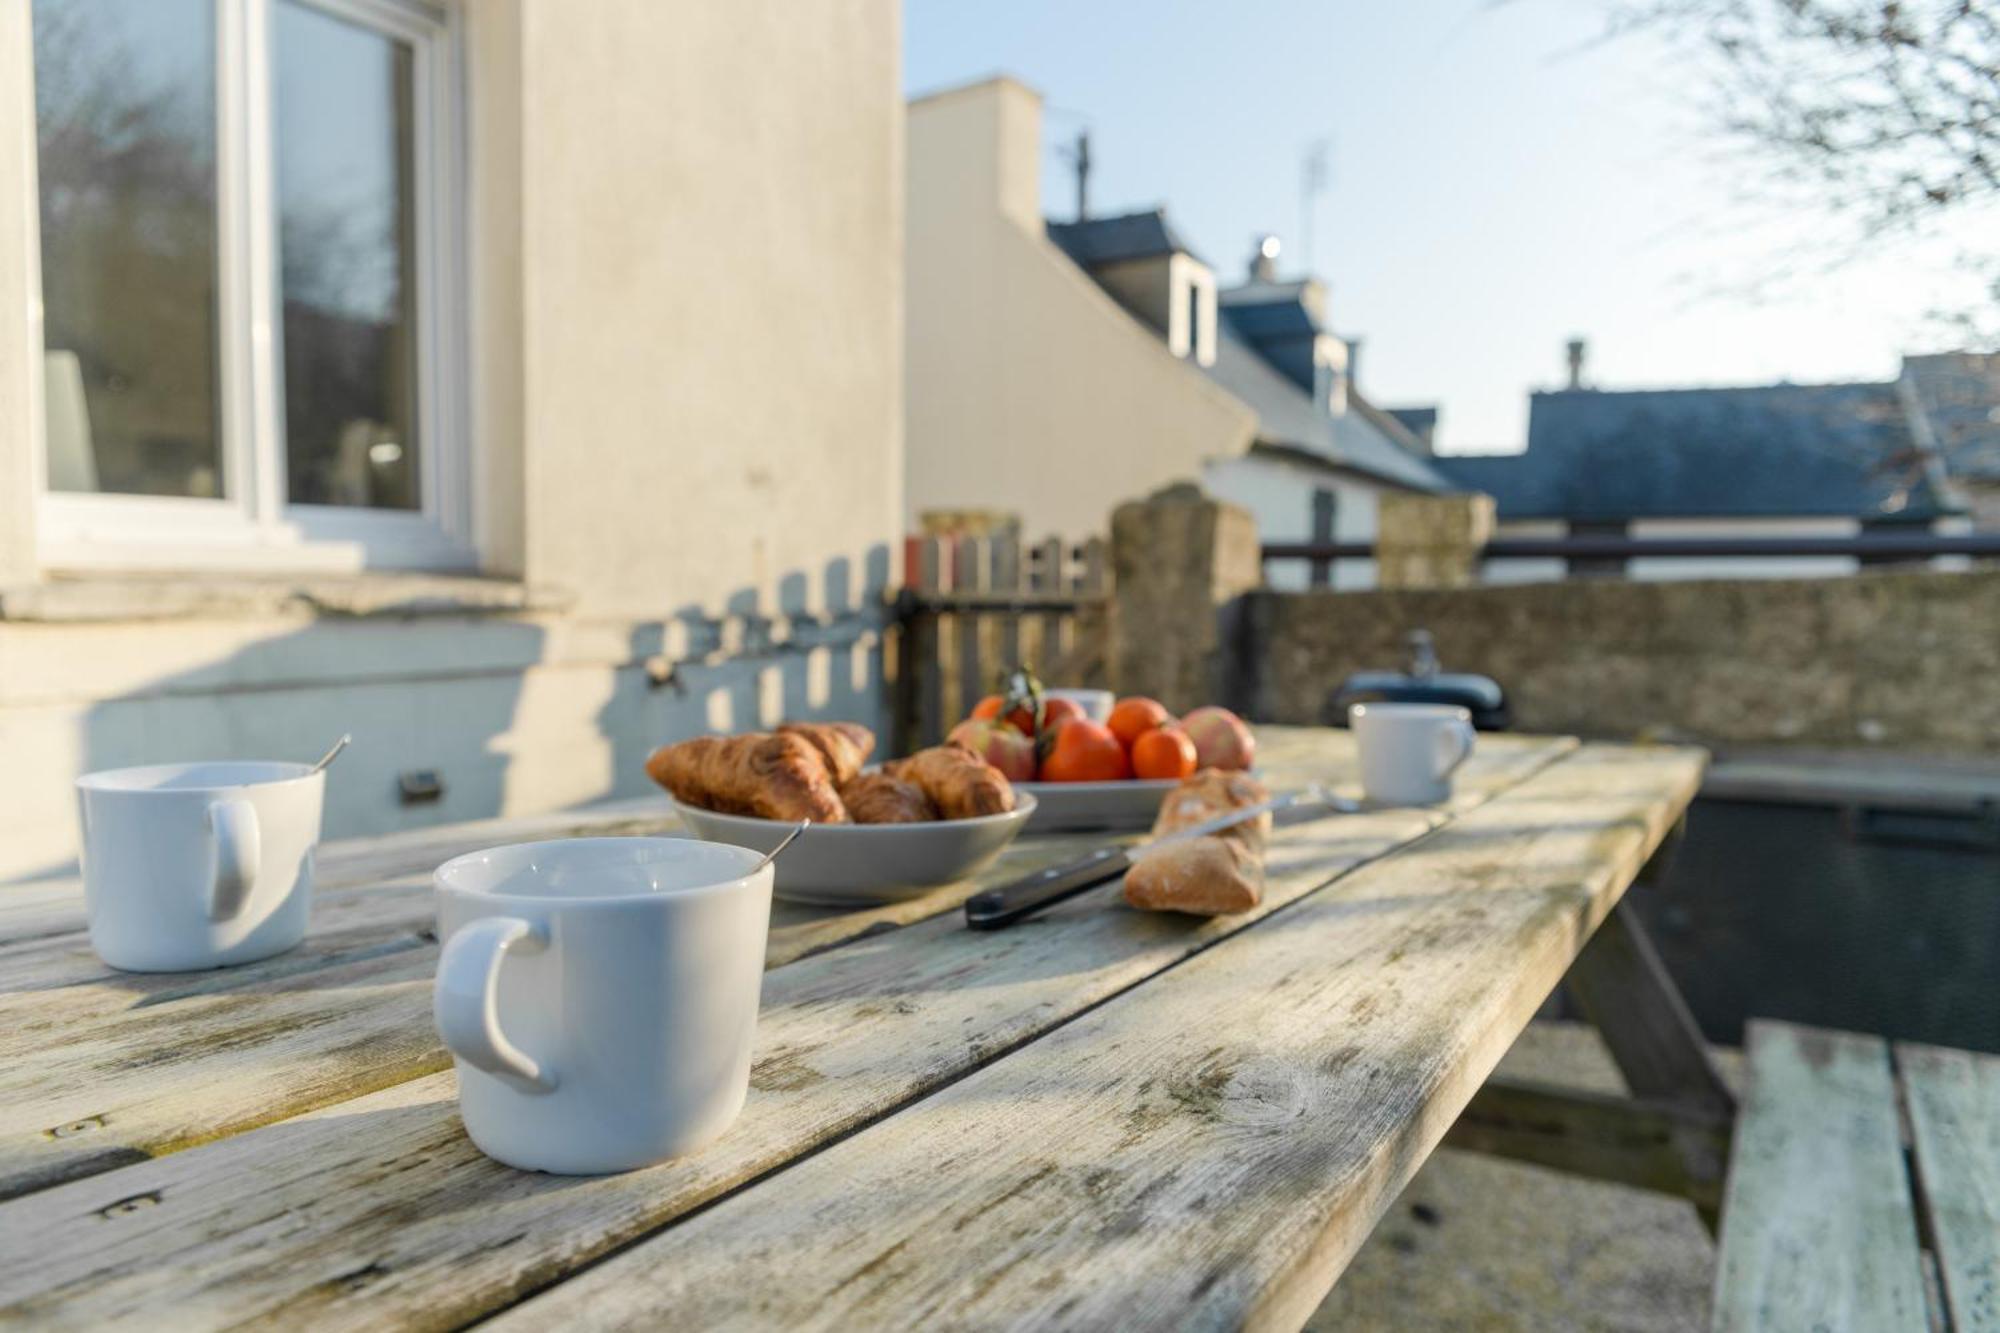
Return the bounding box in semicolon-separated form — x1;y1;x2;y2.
840;771;938;824
645;732;848;823
883;746;1015;819
1123;768;1272;916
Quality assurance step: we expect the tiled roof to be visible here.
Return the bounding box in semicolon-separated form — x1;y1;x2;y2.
1205;325;1454;492
1902;352;2000;483
1434;381;1954;520
1045;210;1195;267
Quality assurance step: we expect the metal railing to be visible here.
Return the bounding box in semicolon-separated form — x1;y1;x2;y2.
1261;532;2000;565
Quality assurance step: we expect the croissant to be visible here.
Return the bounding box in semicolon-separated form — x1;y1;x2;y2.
778;722;876;786
884;746;1015;820
645;733;849;823
840;771;938;824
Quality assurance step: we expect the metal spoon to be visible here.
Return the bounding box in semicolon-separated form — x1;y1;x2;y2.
311;734;352;774
752;818;811;875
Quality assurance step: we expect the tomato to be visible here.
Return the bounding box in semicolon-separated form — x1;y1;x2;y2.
972;691;1085;741
1130;727;1198;781
1107;697;1171;750
1038;719;1131;783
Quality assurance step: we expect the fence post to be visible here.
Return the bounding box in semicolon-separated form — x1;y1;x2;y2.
1376;493;1495;589
1108;482;1262;715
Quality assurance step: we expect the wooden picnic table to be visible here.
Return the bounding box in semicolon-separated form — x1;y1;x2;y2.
0;726;1709;1329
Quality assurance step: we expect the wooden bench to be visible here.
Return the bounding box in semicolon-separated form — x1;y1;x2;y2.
1712;1019;2000;1332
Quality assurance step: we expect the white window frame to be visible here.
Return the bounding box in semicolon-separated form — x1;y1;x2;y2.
28;0;471;573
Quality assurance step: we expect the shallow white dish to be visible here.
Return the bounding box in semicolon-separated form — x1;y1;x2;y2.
671;794;1038;907
1012;778;1177;833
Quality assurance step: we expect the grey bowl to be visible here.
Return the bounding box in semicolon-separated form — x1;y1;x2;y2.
1013;779;1177;833
671;793;1038;907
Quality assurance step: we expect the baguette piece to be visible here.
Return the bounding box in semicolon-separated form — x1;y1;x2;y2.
1123;768;1272;916
645;732;849;823
1123;836;1264;916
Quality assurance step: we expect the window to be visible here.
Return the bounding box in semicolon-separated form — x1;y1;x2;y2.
30;0;467;571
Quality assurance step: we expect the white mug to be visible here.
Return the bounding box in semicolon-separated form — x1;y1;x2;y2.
1349;703;1477;806
77;761;325;972
433;837;774;1174
1044;688;1115;723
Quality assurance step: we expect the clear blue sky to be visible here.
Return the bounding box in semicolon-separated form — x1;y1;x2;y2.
904;0;1982;452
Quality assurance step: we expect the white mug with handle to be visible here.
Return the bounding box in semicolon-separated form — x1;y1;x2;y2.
1349;702;1478;806
76;761;325;972
433;836;774;1174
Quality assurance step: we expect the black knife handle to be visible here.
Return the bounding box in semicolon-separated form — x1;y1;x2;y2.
963;846;1134;930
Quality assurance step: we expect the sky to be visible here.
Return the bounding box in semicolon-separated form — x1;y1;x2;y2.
903;0;1986;453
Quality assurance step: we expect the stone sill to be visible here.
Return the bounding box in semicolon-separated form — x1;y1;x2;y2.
0;572;575;624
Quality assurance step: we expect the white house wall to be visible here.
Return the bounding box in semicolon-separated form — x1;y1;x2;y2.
0;0;904;881
904;79;1255;541
1203;453;1384;592
1625;517;1860;581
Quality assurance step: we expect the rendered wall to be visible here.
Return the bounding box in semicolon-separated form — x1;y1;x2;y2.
0;0;905;881
1243;569;2000;754
904;78;1254;541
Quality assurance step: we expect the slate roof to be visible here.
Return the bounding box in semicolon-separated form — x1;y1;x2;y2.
1902;353;2000;483
1434;381;1955;521
1205;324;1454;492
1045;210;1194;267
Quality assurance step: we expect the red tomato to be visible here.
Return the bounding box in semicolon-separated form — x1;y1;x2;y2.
1107;697;1171;750
1039;719;1132;783
1131;727;1198;781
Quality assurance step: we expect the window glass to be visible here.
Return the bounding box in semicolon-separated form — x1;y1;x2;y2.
275;0;420;510
33;0;222;498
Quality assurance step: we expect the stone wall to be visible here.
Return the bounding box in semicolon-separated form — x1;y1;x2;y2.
1241;569;2000;754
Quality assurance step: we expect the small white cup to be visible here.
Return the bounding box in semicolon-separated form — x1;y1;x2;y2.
1045;688;1115;723
1350;703;1477;807
77;761;325;972
433;837;774;1174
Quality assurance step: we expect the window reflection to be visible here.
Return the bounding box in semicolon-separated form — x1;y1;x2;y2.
33;0;222;499
275;0;420;511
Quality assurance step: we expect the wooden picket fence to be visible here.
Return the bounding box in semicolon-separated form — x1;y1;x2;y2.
891;533;1112;754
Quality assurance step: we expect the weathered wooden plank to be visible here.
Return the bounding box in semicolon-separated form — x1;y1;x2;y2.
1565;896;1736;1115
1712;1022;1928;1333
491;744;1703;1331
0;821;1149;1201
1898;1041;2000;1333
954;535;987;717
0;729;1409;1195
992;532;1023;672
0;795;684;949
1034;535;1065;671
1445;1076;1733;1211
0;741;1580;1328
0;729;1348;1043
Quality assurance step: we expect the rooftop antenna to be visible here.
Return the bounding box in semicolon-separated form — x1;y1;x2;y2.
1055;128;1092;221
1299;137;1332;273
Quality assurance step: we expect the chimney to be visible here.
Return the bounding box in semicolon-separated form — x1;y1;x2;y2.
1565;337;1587;391
1248;234;1280;283
1345;338;1362;393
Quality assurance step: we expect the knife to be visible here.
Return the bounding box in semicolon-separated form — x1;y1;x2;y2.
963;784;1355;931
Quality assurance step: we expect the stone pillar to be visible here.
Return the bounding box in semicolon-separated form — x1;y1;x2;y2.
1376;493;1495;590
1109;482;1262;714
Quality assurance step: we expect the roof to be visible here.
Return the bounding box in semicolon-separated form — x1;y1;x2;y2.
1434;381;1955;521
1045;210;1195;268
1205;324;1454;492
1901;352;2000;483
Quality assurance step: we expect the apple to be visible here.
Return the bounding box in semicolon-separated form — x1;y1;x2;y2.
1180;706;1256;771
946;718;1037;781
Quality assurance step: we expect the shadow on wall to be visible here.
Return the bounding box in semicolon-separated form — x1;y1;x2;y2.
9;547;893;884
